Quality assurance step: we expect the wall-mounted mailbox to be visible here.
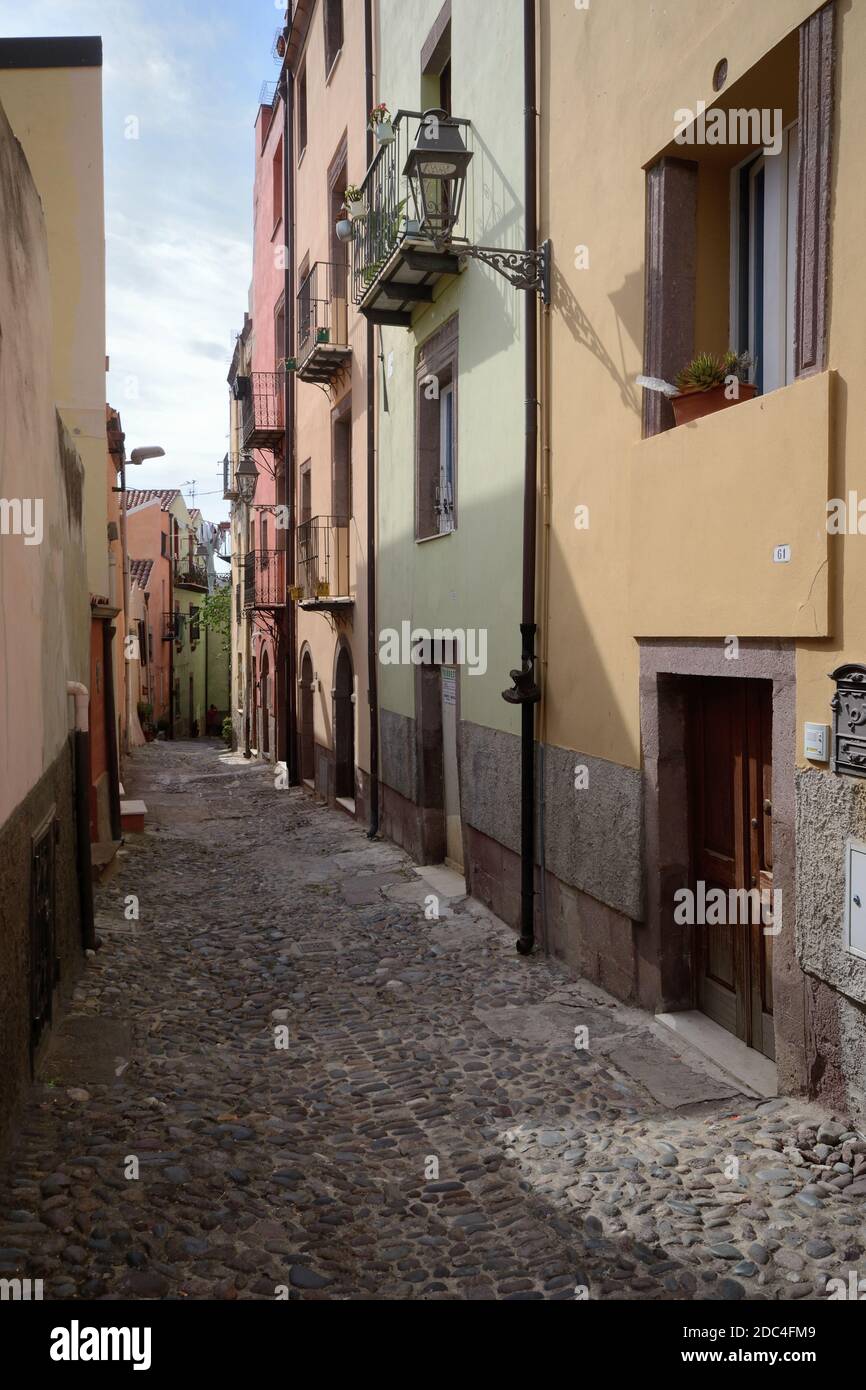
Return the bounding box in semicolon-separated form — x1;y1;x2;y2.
830;665;866;778
845;840;866;960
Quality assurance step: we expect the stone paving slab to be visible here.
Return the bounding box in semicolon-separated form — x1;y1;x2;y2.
0;740;863;1302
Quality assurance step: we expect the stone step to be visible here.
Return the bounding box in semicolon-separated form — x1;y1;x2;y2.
120;800;147;833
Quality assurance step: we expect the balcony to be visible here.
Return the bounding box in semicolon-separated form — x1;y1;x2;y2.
295;517;352;612
629;371;832;639
244;549;286;612
223;453;239;501
295;261;352;386
162;612;183;645
236;372;284;451
351;111;470;327
173;558;209;591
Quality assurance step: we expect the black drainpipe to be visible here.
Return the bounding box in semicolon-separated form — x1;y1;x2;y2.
365;0;380;839
509;0;541;955
283;58;300;785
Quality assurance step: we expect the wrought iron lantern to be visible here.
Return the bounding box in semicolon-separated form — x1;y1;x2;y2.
234;452;259;505
403;108;473;243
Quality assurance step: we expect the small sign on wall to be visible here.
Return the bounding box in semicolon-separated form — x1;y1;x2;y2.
773;544;792;563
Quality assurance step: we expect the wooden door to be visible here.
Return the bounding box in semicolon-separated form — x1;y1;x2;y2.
300;653;315;783
334;647;354;801
687;678;774;1059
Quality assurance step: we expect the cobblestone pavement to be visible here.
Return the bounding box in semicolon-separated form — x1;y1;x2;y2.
1;741;864;1301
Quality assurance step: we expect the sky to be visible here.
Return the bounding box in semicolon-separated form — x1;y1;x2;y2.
0;0;285;526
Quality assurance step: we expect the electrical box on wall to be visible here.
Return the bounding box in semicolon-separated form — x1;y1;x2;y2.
845;839;866;961
804;722;830;762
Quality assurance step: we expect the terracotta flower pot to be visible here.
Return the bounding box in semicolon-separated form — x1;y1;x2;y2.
672;381;758;427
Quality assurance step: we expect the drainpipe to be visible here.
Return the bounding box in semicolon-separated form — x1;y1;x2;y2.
365;0;380;839
283;58;300;785
168;519;175;741
67;683;96;952
515;0;541;955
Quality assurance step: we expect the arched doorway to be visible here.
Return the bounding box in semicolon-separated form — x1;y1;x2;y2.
251;654;258;753
334;646;355;804
300;651;315;784
260;648;270;758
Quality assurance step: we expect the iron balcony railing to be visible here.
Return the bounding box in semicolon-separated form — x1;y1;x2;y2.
223;452;239;500
162;611;183;644
173;557;209;590
259;80;278;109
296;261;350;365
351;110;471;305
237;372;284;450
296;517;350;602
244;549;286;610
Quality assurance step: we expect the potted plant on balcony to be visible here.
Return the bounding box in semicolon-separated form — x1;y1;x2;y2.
336;206;354;243
288;584;304;603
345;183;367;220
369;103;394;145
671;351;756;426
315;580;331;599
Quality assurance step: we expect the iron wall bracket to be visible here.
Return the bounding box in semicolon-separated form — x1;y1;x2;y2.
459;239;551;304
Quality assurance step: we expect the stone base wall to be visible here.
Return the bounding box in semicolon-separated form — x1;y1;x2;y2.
796;766;866;1122
0;741;84;1155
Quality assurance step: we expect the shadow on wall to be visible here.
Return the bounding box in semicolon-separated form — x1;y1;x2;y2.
554;263;642;416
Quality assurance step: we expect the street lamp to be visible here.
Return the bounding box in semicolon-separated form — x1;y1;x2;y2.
234;453;259;505
403;109;473;242
119;445;165;756
402;109;551;301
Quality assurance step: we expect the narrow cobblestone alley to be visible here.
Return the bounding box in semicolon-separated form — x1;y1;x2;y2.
1;741;863;1302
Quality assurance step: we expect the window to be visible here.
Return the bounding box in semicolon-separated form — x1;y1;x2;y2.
324;0;343;75
160;531;168;558
275;296;286;373
300;462;312;525
332;399;352;521
438;383;455;535
415;316;458;540
298;67;308;159
421;2;451;111
272;138;283;232
732;125;799;395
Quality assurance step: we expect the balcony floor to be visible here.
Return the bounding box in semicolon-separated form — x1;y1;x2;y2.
358;236;462;326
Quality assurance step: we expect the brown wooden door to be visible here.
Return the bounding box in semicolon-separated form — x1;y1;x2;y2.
687;677;774;1060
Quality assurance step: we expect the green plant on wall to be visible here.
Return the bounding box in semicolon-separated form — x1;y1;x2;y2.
200;585;231;654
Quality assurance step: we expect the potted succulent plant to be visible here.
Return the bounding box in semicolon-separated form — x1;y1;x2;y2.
638;353;756;425
670;350;756;426
344;184;367;219
370;103;394;145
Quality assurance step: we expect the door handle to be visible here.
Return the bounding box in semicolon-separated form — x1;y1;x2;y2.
854;895;862;909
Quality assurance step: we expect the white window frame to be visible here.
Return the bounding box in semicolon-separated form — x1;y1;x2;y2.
438;381;455;535
729;121;799;396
